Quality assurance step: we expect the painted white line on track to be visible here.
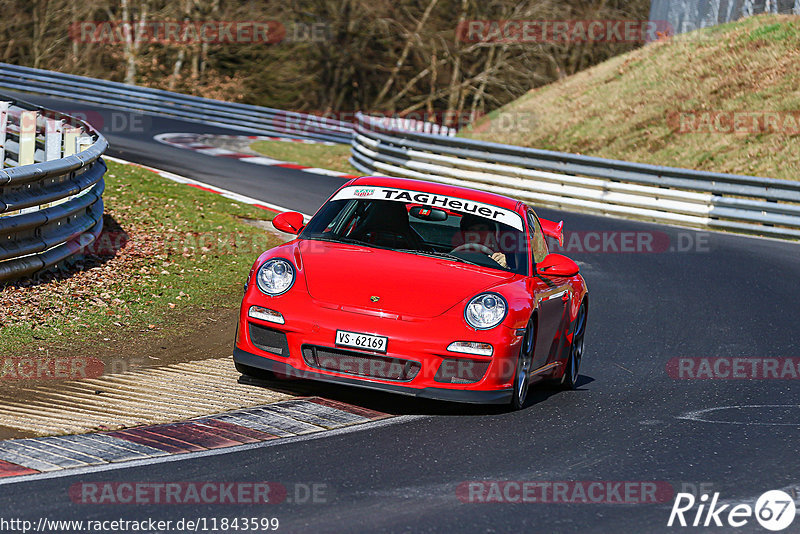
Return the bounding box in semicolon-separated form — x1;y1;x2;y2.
677;404;800;426
153;132;361;180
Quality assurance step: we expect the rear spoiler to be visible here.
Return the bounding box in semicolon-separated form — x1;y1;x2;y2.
540;219;564;247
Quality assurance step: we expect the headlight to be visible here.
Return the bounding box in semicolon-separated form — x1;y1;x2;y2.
256;258;295;296
464;293;507;330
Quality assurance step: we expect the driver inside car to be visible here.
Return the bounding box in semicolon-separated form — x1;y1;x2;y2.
454;214;508;268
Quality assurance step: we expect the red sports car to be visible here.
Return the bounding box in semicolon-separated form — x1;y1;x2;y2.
233;176;588;409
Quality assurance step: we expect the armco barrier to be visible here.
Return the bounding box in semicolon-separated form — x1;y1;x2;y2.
0;95;106;281
350;112;800;240
0;63;352;144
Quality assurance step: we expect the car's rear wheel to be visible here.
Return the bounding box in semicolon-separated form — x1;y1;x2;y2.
509;320;536;410
560;302;587;390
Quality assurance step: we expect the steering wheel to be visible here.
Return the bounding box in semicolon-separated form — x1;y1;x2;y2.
452;243;495;256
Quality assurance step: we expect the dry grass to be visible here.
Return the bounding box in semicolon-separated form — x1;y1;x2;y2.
462;14;800;181
249;139;359;175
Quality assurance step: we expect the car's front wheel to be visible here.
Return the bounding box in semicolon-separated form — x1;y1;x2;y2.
509;319;536;410
560;302;587;390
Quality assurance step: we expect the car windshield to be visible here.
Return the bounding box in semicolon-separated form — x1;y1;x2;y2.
300;185;529;275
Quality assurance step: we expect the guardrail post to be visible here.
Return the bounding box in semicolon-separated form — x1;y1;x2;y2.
4;110;38;216
35;118;66;211
77;135;93;153
18;110;37;166
45;118;64;161
0;101;7;168
63;127;82;156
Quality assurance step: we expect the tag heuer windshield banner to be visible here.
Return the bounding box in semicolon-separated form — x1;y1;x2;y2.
332;186;525;232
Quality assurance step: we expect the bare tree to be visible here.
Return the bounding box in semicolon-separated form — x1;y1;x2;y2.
0;0;652;122
118;0;149;84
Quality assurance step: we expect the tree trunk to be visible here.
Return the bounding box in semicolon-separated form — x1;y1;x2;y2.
169;49;185;91
122;0;148;85
372;0;439;109
445;0;469;127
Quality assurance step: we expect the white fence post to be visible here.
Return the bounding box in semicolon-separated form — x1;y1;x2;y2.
45;118;64;161
63;127;82;156
18;110;37;166
77;135;93;153
37;118;66;210
0;103;8;169
0;102;8;169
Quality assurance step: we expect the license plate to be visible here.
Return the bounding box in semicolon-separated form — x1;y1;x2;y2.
335;330;388;353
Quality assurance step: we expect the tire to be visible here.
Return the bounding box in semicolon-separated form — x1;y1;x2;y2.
560;302;587;390
509;319;536;410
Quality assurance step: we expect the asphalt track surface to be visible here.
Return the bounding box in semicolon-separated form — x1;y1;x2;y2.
2;92;800;533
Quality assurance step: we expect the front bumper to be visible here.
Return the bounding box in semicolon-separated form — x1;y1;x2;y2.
236;263;524;405
234;347;513;404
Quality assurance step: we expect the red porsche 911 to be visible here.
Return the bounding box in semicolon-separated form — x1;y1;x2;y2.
233;176;588;409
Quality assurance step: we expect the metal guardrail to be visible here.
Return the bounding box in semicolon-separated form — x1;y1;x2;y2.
0;95;106;281
351;112;800;240
0;63;353;144
5;64;797;242
358;115;458;137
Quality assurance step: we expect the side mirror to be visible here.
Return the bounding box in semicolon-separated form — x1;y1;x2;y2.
272;211;305;235
537;253;579;277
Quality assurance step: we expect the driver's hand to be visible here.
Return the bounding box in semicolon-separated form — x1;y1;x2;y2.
491;252;507;268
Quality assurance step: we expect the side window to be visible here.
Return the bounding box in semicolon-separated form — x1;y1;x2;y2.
527;212;549;265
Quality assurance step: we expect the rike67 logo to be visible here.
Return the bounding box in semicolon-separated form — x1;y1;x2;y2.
668;490;796;531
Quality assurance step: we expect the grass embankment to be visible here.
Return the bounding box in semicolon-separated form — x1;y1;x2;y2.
461;14;800;181
0;160;281;356
249;139;359;174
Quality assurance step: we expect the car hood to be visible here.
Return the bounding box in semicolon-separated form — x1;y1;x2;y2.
298;240;515;318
